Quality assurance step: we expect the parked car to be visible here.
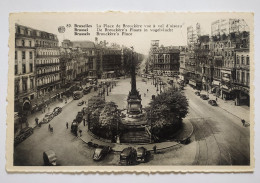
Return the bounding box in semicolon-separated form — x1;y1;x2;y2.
52;107;62;116
136;147;150;163
42;112;54;123
71;121;78;135
43;150;57;166
76;111;83;122
200;94;209;100
208;100;218;106
120;147;137;165
93;146;112;161
195;91;200;96
83;87;91;95
78;101;85;106
14;127;33;146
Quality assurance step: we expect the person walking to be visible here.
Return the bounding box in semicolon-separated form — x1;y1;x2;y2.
48;124;51;131
66;122;69;129
153;145;157;154
147;89;149;93
79;129;82;137
83;119;86;126
35;117;39;126
216;97;218;102
241;119;246;126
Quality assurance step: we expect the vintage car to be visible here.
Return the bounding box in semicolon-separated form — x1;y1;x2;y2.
14;127;33;146
136;147;150;163
71;121;78;135
200;94;209;100
93;146;112;161
83;87;91;95
76;111;83;122
78;101;85;106
42;112;54;123
120;147;137;166
195;91;200;96
52;107;62;116
208;100;218;106
43;150;57;166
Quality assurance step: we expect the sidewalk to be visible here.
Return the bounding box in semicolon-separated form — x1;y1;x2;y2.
78;118;193;152
189;86;250;122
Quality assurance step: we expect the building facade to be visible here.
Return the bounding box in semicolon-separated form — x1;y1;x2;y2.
61;40;97;80
15;24;37;112
35;31;61;104
149;41;180;76
183;19;250;106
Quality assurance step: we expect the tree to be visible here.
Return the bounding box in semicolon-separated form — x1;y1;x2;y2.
148;87;189;140
89;100;122;140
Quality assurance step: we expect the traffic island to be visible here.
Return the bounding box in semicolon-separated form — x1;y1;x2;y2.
78;118;194;152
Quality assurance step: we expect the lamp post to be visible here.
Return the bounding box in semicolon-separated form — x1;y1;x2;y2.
160;82;162;93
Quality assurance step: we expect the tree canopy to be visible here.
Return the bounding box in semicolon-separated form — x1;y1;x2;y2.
147;87;189;140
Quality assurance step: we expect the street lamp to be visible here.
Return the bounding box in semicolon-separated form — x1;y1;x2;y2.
160;82;162;93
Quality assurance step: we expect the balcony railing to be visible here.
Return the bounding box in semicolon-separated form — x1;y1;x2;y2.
36;55;60;58
233;80;250;87
37;70;61;77
235;64;250;70
15;45;35;49
37;80;61;89
36;62;60;67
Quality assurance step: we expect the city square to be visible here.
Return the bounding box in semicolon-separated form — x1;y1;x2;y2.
11;14;251;167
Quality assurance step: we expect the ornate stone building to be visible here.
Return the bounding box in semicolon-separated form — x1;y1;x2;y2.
149;41;180;76
35;31;61;99
14;24;36;112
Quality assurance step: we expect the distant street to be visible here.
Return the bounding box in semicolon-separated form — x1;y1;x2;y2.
14;76;250;166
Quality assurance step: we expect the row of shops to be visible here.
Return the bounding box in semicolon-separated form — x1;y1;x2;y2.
180;76;250;106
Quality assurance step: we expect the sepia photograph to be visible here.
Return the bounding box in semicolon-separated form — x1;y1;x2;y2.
6;12;254;172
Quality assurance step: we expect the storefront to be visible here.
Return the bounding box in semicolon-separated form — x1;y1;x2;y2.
232;85;250;106
212;80;221;96
220;84;233;100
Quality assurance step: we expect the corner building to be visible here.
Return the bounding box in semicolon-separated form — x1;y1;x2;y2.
14;24;37;112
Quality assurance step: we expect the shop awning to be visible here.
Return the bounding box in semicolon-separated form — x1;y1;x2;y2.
189;80;196;86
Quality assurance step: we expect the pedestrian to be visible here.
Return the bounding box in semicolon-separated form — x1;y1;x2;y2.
241;119;246;126
35;117;39;126
66;122;69;129
48;124;51;131
216;97;218;101
147;89;149;93
79;129;82;137
153;145;157;154
83;119;86;126
48;107;50;112
50;126;53;133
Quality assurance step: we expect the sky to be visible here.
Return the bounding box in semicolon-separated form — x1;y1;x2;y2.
12;12;252;55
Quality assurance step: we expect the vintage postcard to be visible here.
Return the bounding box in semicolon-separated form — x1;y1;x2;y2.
6;12;254;173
